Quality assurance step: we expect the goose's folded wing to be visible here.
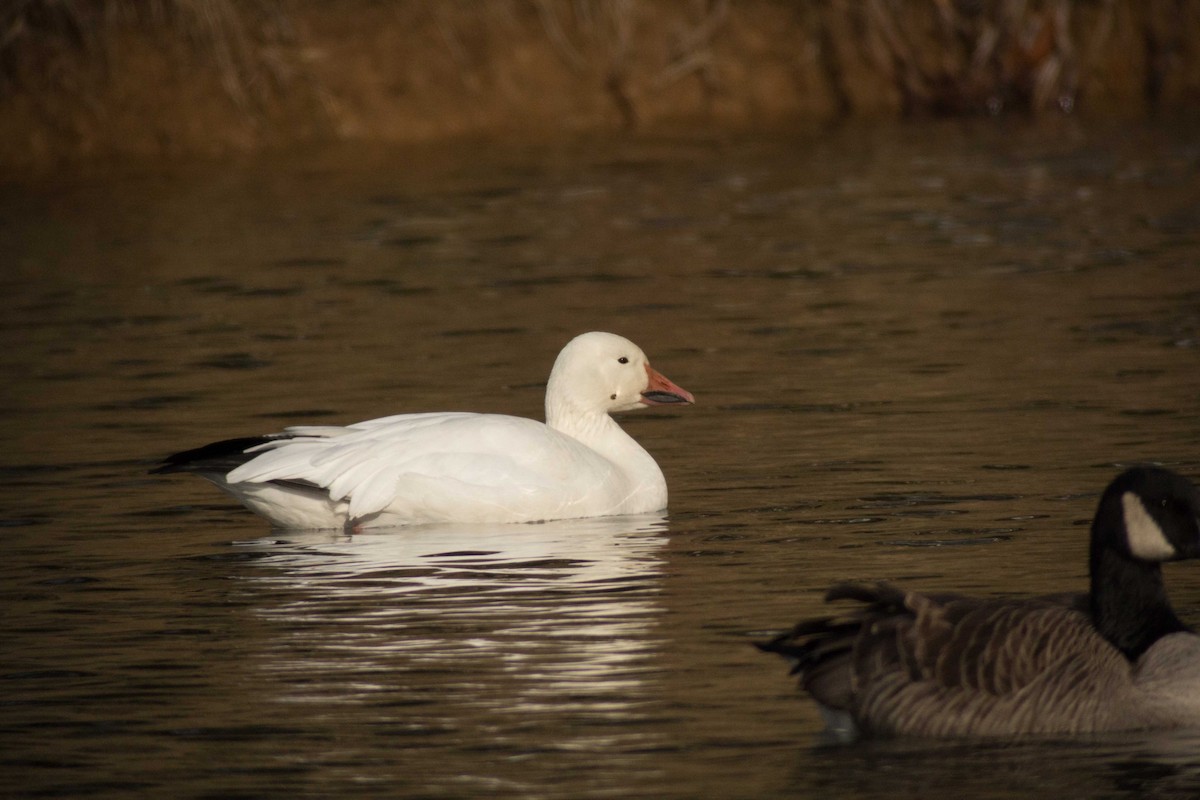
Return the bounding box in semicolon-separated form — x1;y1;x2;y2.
224;412;608;519
811;584;1112;692
763;583;1132;734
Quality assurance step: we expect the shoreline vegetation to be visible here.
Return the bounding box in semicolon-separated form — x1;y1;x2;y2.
2;0;1198;170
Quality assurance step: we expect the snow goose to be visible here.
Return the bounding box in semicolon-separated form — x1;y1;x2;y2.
759;467;1200;738
153;331;693;529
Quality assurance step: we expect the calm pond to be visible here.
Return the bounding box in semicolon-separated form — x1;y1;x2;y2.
3;120;1200;799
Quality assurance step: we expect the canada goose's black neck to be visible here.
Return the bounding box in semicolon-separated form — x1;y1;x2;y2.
1089;516;1187;661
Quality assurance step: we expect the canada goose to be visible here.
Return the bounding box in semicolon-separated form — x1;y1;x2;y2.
152;332;693;529
758;467;1200;738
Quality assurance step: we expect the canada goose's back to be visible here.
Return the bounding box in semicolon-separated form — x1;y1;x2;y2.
766;582;1200;737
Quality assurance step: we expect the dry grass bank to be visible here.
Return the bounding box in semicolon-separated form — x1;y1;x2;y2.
2;0;1198;170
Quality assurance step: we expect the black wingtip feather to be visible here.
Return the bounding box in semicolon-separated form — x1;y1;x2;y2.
150;435;279;475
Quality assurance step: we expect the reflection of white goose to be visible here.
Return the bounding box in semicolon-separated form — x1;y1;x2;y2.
241;515;669;739
154;332;693;529
247;513;669;594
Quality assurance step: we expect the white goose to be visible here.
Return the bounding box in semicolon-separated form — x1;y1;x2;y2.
153;332;694;530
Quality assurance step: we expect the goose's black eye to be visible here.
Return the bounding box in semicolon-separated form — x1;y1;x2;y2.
618;356;629;364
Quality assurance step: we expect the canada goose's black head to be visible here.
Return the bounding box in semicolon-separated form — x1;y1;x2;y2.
1100;467;1200;563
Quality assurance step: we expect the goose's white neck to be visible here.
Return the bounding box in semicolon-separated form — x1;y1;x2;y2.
545;397;659;477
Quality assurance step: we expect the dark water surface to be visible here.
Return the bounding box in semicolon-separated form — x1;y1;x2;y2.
3;120;1200;798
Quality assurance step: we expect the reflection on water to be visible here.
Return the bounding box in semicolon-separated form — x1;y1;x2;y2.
231;515;671;795
244;515;667;712
3;120;1200;798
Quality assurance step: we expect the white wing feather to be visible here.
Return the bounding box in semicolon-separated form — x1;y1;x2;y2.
224;412;621;522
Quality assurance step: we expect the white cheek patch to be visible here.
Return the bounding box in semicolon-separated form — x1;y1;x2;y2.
1122;492;1177;561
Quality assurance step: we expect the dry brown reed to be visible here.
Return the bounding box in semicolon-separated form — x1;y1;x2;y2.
2;1;1191;116
0;0;289;106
